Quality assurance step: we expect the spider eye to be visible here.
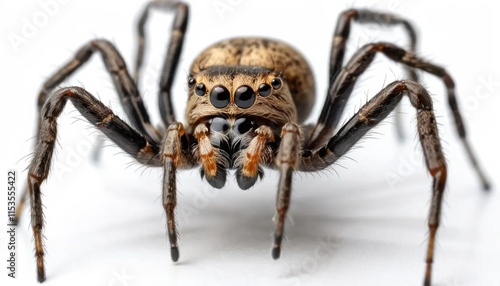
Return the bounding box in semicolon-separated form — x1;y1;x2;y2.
235;85;255;109
271;78;282;90
188;77;196;88
210;85;230;108
258;83;271;97
195;83;206;96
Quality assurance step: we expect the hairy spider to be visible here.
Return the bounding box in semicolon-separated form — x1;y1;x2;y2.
16;1;490;285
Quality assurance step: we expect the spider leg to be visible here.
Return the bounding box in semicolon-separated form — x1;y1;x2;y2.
272;123;301;259
15;39;163;224
37;39;160;143
301;80;444;286
134;1;188;126
328;9;417;82
161;122;193;262
307;42;490;190
329;9;419;140
28;86;161;282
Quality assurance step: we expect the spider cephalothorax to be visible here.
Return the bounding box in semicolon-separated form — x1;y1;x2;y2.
182;38;316;190
17;2;489;285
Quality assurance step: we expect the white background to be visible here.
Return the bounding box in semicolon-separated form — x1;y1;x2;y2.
1;0;499;285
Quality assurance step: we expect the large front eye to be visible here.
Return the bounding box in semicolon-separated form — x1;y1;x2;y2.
210;85;230;108
235;85;255;109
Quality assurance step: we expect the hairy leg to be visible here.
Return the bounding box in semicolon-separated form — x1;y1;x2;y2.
307;42;489;189
15;40;161;222
271;123;301;259
134;1;189;126
161;122;193;262
301;80;446;286
28;86;160;282
327;9;419;140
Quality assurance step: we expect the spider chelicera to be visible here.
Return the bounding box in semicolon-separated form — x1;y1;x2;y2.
16;1;489;285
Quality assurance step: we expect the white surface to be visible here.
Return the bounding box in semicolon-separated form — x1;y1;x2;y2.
1;0;499;285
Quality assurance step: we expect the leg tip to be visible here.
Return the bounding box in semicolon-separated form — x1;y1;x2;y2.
36;257;46;283
171;246;179;262
272;246;281;260
37;270;46;283
482;181;492;192
13;209;22;225
14;207;24;225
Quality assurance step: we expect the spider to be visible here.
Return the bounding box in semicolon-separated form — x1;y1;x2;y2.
15;1;490;285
